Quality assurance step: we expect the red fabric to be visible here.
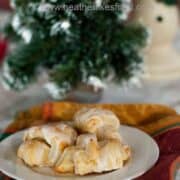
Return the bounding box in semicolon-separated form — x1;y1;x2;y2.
0;0;11;10
43;102;53;121
137;128;180;180
0;38;8;63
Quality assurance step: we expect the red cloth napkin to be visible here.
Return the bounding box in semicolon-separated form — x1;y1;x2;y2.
0;37;8;63
137;128;180;180
0;0;11;10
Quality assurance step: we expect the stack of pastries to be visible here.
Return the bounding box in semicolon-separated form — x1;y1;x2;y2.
17;108;131;175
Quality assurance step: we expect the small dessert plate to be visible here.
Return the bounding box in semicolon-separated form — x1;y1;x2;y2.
0;125;159;180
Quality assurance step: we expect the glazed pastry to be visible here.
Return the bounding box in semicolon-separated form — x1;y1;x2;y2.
76;133;97;148
96;125;122;141
17;140;50;167
54;146;78;173
17;108;131;176
74;138;130;175
96;140;131;173
76;134;99;159
22;123;77;165
74;108;120;134
55;139;131;175
24;123;77;143
73;134;100;175
55;134;99;174
73;149;97;175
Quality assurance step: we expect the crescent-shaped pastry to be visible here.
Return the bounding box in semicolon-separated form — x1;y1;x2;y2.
24;123;77;143
96;125;122;141
96;140;131;173
23;123;77;165
54;146;78;173
76;133;97;148
74;108;120;135
17;108;131;176
73;139;131;175
74;134;99;175
17;140;50;167
55;134;99;174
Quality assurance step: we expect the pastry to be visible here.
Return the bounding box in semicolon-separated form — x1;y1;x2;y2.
54;146;78;173
74;108;121;141
73;134;130;175
55;133;99;174
17;108;131;176
55;133;130;175
74;108;120;138
21;123;77;166
17;139;50;167
96;140;131;173
96;125;122;141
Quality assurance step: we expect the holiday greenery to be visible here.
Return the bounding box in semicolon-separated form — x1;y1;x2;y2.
158;0;177;5
2;0;148;97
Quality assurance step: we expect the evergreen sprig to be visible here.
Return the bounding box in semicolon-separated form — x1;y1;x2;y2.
3;0;148;96
157;0;177;5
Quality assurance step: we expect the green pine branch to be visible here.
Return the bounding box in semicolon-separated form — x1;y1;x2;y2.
157;0;177;5
3;36;59;90
2;0;148;93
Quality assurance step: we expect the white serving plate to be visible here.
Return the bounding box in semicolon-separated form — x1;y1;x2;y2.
0;125;159;180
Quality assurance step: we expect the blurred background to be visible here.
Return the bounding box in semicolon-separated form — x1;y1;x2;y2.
1;0;180;127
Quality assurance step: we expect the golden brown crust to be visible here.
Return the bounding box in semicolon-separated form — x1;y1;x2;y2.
54;146;77;173
17;139;50;167
17;108;132;176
